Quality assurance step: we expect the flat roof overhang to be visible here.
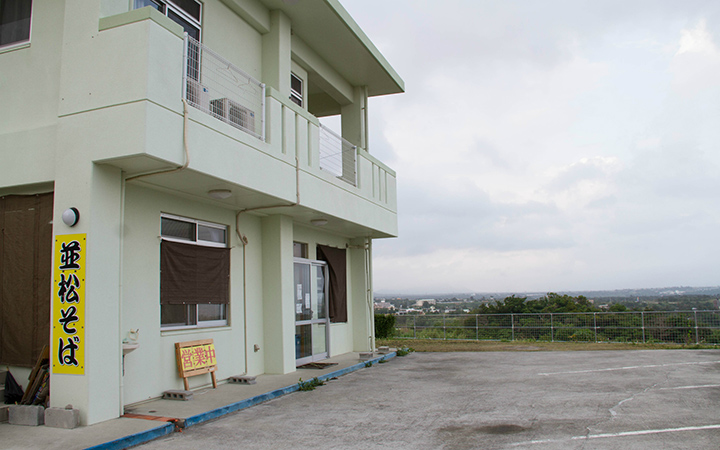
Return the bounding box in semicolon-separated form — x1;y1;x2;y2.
223;0;405;98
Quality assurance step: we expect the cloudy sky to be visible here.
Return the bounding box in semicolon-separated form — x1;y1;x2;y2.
340;0;720;294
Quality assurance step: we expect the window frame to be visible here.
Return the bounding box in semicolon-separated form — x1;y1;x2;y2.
290;72;303;107
0;0;33;50
160;213;229;330
134;0;202;41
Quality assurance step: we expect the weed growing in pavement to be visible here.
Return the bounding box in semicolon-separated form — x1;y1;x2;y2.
396;347;414;357
298;377;325;391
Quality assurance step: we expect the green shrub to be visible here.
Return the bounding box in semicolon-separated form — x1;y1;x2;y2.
375;314;396;339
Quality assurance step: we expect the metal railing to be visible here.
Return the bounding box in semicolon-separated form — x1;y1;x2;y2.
393;311;720;344
183;35;265;141
319;124;357;186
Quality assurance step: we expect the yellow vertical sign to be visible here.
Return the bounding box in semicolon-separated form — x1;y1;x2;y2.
52;234;86;375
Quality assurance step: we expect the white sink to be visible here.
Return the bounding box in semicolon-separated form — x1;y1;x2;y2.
122;343;140;355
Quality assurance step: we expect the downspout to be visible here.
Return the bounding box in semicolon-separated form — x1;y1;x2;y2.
118;175;126;416
363;86;369;152
347;239;374;351
234;225;250;375
233;153;301;374
236;155;301;216
366;238;373;350
125;99;191;183
118;98;189;410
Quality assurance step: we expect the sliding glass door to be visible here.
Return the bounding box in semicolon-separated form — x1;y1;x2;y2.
295;260;329;366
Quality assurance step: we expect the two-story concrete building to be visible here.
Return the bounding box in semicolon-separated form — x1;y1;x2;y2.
0;0;403;425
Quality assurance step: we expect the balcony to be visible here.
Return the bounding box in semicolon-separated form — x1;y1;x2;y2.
89;10;396;237
183;36;359;188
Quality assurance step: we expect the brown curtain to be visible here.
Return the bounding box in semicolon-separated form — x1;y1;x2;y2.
160;240;229;305
317;244;347;323
0;0;33;46
0;193;53;367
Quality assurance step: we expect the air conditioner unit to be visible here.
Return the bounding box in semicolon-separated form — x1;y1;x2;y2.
210;98;256;134
186;79;210;111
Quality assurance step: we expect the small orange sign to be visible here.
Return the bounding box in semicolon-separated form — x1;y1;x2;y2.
179;343;217;372
175;339;218;390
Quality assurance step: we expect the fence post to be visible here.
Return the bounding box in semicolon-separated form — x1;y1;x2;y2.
694;310;699;344
511;314;515;341
476;314;479;341
593;312;597;343
641;311;645;343
550;313;554;342
443;314;447;340
413;315;416;339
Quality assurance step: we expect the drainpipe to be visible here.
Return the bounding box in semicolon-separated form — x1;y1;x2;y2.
125;99;191;182
233;153;301;374
347;239;373;351
366;238;373;350
118;98;190;413
362;86;369;152
117;175;126;416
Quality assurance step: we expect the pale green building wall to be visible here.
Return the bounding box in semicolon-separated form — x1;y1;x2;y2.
0;0;400;425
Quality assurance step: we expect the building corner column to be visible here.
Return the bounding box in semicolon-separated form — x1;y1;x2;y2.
261;215;295;373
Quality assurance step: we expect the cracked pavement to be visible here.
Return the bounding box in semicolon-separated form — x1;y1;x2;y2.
136;350;720;450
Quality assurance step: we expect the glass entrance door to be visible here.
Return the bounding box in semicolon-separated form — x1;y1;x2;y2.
295;260;329;366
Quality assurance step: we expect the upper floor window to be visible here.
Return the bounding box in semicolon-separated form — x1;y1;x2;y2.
293;241;308;258
0;0;32;48
134;0;201;40
290;73;303;107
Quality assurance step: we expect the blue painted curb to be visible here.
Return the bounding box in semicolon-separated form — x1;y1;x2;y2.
84;422;174;450
183;352;396;429
90;352;397;448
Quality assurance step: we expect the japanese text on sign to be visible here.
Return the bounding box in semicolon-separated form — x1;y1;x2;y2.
179;343;217;372
52;234;86;375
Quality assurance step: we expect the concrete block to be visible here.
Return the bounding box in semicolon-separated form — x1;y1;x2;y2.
359;352;374;361
45;406;80;429
163;390;193;401
228;375;257;385
8;405;44;426
0;405;9;423
378;346;390;354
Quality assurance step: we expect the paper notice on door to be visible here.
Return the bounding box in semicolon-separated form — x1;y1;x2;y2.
296;303;302;314
296;284;303;300
305;293;311;309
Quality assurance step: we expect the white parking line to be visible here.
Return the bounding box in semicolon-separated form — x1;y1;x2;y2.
538;361;720;376
657;384;720;390
510;424;720;446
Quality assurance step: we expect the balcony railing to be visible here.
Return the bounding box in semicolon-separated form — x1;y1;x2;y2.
183;35;265;141
319;124;357;187
182;35;360;188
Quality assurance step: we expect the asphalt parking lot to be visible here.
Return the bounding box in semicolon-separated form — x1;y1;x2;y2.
137;350;720;449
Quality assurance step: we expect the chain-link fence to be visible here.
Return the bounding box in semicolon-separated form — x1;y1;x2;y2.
393;311;720;344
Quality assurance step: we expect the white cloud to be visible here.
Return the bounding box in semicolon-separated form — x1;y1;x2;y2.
342;0;720;293
676;19;715;55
